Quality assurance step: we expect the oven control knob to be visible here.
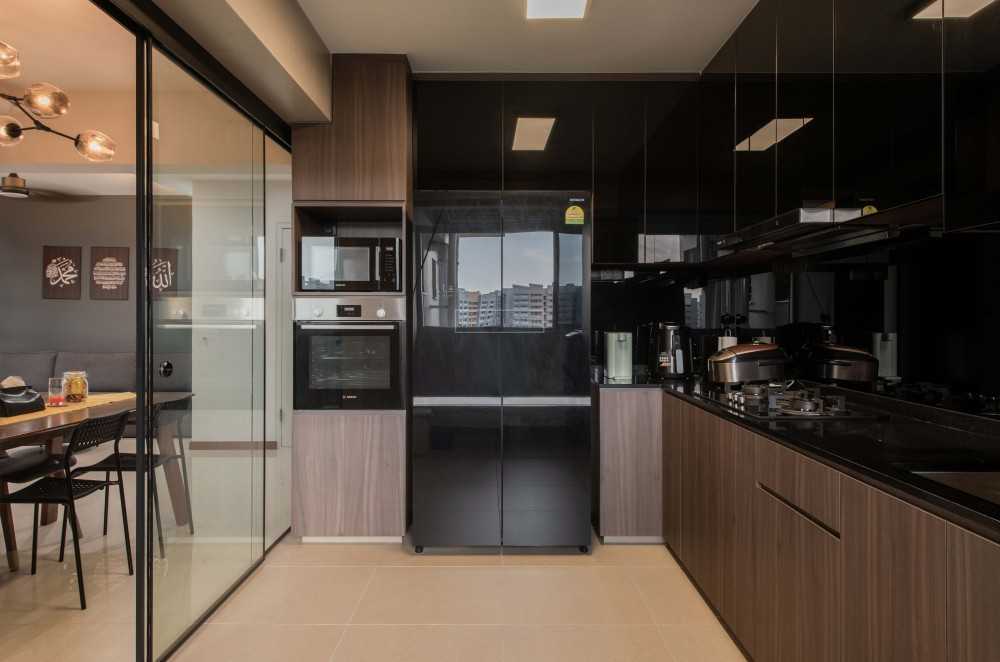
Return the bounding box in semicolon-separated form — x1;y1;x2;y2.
376;307;387;319
312;307;323;318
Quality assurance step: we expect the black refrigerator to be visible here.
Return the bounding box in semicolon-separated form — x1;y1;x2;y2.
410;190;591;550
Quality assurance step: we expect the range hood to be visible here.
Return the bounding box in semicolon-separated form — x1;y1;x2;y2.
695;196;943;273
715;207;863;253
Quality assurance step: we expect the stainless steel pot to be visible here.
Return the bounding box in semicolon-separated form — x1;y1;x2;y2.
707;342;788;384
803;343;877;384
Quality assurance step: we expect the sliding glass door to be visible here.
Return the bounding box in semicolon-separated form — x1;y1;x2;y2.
148;47;265;659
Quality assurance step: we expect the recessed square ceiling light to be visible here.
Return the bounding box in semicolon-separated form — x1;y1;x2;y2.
735;118;813;152
513;117;556;151
913;0;997;19
527;0;589;20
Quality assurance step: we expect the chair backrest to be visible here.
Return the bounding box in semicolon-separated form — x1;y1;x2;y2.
64;412;129;469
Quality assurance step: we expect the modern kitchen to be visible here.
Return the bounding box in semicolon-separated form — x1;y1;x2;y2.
2;0;999;660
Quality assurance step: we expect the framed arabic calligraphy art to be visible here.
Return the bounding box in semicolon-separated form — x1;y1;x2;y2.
90;247;130;300
42;245;83;300
151;247;178;299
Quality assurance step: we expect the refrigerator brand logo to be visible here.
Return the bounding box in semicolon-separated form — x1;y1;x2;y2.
343;394;358;400
564;205;585;225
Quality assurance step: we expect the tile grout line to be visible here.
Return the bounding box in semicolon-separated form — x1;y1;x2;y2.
326;565;378;661
623;563;679;661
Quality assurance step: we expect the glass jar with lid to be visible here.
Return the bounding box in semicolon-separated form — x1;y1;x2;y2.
62;371;89;403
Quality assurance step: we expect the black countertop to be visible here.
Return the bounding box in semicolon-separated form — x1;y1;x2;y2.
654;379;1000;544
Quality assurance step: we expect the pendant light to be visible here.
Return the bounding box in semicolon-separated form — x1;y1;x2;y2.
0;41;20;79
0;173;29;198
0;40;114;163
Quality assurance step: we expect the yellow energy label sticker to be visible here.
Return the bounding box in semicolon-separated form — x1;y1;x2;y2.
565;205;585;225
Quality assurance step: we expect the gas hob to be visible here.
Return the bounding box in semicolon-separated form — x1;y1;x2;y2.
696;382;880;421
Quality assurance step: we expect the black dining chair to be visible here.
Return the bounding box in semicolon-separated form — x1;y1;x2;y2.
73;401;193;559
0;412;133;609
0;446;58;572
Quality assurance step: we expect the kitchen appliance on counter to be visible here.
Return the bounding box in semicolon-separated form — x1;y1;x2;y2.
294;297;404;410
707;342;788;385
803;342;878;386
605;332;633;383
695;381;878;421
653;323;692;380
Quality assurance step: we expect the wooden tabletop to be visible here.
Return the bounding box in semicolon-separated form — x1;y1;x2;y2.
0;391;192;451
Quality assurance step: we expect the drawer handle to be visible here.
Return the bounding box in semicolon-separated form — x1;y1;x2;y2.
757;482;841;539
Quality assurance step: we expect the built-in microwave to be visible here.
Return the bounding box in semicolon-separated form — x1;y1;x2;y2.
300;236;400;293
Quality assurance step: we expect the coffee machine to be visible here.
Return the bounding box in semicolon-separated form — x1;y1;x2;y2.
653;323;692;381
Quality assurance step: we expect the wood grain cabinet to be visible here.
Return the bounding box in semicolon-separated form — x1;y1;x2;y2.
662;393;684;552
948;526;1000;661
292;55;411;202
842;477;949;662
599;387;663;539
292;411;405;538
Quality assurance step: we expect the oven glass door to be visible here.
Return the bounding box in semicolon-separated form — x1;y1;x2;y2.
300;237;377;291
294;323;401;409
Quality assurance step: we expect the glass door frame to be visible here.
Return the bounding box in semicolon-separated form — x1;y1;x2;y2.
88;2;291;660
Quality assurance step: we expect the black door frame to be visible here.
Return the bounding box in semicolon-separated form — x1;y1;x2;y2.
85;2;292;660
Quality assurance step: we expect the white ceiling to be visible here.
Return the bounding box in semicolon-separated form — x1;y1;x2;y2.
297;0;758;73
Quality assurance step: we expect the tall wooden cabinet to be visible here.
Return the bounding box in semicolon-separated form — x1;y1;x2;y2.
599;387;663;539
292;55;412;202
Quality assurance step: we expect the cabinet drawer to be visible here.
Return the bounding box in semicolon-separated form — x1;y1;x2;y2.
755;436;841;533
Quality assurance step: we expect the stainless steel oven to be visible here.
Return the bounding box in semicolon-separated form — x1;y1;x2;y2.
293;297;404;410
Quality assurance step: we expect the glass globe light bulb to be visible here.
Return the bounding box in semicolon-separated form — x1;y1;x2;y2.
23;82;70;119
0;41;20;79
0;116;23;146
75;129;115;162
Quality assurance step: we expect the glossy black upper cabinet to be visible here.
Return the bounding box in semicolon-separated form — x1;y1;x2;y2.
593;83;643;264
645;81;700;263
415;82;502;191
700;38;737;241
945;2;1000;232
735;0;778;230
835;0;942;214
776;0;833;215
503;82;593;193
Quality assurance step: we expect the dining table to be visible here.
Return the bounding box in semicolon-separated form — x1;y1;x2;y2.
0;391;193;572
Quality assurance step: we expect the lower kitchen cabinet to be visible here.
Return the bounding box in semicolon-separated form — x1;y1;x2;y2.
662;393;683;552
599;387;663;539
842;477;949;662
754;482;843;662
679;401;729;607
948;526;1000;662
291;411;405;538
661;392;1000;662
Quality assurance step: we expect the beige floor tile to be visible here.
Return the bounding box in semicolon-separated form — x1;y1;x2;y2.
330;625;505;662
268;540;503;566
210;565;374;625
659;624;747;662
174;624;345;662
3;622;133;662
498;566;653;625
626;566;718;626
591;543;678;567
351;567;505;624
502;625;672;662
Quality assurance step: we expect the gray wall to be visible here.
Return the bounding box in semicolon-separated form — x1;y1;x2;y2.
0;196;136;354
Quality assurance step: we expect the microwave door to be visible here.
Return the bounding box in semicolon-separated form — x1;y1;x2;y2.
333;243;377;291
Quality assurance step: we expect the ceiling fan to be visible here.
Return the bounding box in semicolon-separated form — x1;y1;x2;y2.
0;172;98;202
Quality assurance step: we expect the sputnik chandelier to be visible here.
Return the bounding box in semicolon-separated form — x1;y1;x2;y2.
0;40;116;162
